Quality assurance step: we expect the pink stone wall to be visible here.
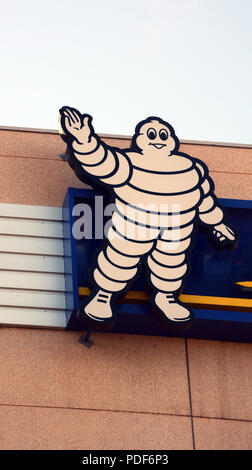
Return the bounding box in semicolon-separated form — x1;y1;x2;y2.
0;128;251;449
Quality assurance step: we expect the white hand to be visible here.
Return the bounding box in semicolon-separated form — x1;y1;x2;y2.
212;223;237;244
59;106;93;144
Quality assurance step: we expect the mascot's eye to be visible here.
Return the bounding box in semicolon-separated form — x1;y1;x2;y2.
147;128;157;140
159;129;168;141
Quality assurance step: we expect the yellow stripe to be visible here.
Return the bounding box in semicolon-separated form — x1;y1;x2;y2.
78;287;252;312
236;281;252;288
179;294;252;311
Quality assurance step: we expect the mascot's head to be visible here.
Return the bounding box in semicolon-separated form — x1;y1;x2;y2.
131;117;180;156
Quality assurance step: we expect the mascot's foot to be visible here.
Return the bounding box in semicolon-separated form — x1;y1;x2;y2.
153;292;193;327
77;289;115;327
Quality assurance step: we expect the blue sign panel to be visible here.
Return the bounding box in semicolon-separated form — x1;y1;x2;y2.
63;187;252;343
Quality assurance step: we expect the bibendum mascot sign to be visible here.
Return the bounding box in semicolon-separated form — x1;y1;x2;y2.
59;107;238;330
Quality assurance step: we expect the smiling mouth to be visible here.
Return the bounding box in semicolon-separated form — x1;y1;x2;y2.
149;143;166;149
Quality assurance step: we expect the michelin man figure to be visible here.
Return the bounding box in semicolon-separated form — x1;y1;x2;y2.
60;107;237;328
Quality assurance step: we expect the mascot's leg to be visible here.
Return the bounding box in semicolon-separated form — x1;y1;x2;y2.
78;214;158;324
147;224;194;325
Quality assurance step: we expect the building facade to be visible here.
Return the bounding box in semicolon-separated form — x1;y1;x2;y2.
0;126;251;450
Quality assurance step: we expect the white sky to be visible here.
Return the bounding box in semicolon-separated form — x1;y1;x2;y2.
0;0;251;143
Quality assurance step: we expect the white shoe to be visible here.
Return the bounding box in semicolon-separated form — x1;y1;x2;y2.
78;289;114;324
154;292;192;324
